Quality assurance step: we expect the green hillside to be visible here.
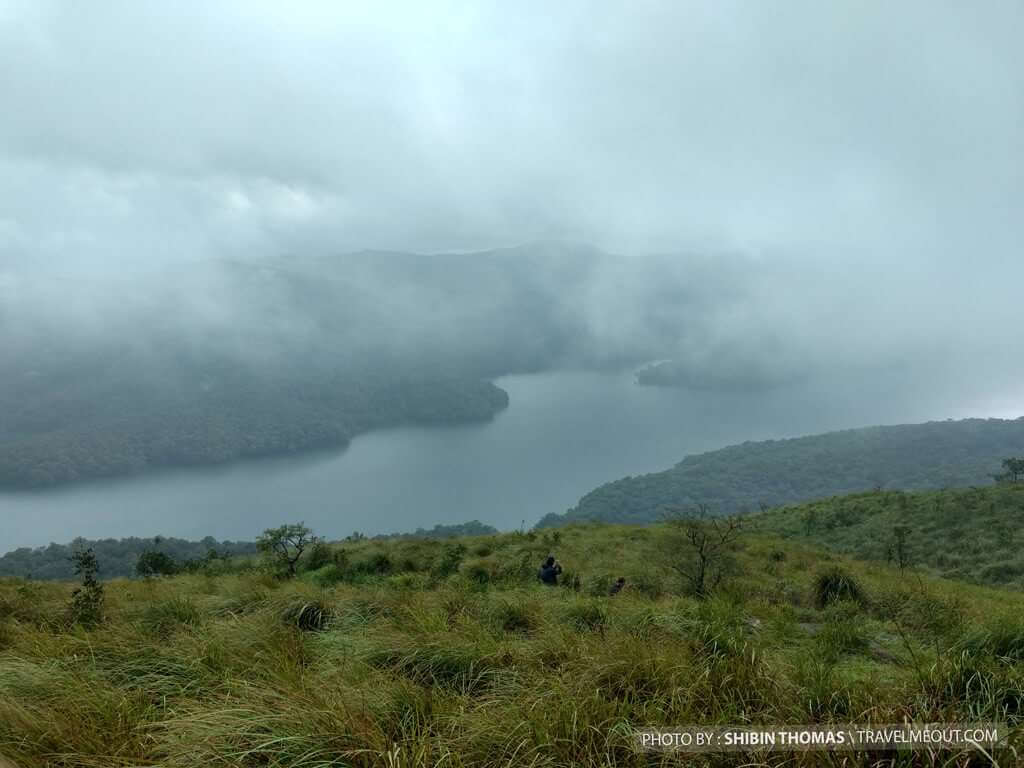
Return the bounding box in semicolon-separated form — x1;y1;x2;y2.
3;508;1024;766
537;417;1024;527
751;484;1024;587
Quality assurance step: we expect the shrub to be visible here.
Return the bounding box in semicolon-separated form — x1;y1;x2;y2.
463;560;491;586
68;548;104;628
813;567;866;609
280;598;332;631
257;523;316;578
303;539;333;572
136;550;178;577
352;552;392;576
432;543;466;579
307;564;348;587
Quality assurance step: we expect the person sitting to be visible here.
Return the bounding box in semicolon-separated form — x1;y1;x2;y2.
538;555;562;585
608;577;626;596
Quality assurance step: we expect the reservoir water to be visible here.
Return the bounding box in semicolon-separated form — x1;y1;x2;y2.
0;369;1004;549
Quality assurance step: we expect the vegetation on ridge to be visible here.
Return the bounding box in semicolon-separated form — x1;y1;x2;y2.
538;417;1024;527
752;483;1024;588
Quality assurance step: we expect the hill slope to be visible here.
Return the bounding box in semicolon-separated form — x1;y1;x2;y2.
751;484;1024;587
3;518;1023;766
537;417;1024;527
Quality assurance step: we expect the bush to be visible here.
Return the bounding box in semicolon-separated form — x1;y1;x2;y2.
432;543;466;579
280;598;332;631
68;548;104;628
308;564;348;587
813;567;866;610
136;550;179;577
352;552;392;576
304;540;333;572
463;560;492;586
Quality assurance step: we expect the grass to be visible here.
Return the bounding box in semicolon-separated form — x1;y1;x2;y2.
2;517;1024;766
752;484;1024;586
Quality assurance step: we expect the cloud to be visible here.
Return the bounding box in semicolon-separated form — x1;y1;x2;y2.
0;1;1022;407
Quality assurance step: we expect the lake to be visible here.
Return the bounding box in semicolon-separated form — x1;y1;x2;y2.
0;368;1003;550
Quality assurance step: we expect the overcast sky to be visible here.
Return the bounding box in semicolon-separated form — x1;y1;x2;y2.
1;1;1023;413
1;1;1019;262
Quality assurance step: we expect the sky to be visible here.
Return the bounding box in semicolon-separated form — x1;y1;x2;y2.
1;0;1023;411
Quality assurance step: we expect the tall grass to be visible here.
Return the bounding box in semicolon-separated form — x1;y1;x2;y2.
1;523;1023;767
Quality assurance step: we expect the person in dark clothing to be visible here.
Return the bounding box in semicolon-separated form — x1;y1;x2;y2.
608;577;626;596
538;555;562;585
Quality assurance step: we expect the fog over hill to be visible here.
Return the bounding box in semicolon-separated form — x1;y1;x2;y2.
1;1;1022;489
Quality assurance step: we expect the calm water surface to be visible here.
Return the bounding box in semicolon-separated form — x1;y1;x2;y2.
0;370;996;549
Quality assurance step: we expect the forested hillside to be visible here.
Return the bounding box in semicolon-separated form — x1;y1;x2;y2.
2;245;606;489
537;417;1024;527
0;348;508;489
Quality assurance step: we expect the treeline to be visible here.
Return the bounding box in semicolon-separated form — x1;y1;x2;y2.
0;536;259;580
371;520;499;541
0;521;500;580
537;417;1024;527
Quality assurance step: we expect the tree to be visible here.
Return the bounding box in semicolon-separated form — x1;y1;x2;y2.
892;525;912;573
258;523;316;577
136;549;179;577
802;507;819;535
664;504;743;599
994;457;1024;484
68;548;104;627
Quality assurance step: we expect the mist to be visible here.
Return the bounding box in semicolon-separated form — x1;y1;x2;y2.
2;0;1023;446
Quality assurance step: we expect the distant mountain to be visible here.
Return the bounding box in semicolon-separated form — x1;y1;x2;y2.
536;417;1024;527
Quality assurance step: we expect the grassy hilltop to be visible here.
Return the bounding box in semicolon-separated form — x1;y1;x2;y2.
751;484;1024;588
3;493;1024;767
